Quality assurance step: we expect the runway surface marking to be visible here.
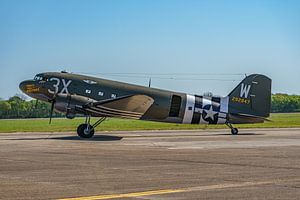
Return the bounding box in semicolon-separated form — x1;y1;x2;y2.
59;178;300;200
57;189;185;200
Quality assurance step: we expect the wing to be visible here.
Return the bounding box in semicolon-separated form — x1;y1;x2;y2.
82;95;154;119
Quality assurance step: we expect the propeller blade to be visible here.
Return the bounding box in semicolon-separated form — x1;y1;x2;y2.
35;100;39;109
148;78;151;88
49;100;55;124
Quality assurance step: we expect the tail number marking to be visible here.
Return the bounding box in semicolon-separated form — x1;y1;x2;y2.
232;97;250;104
48;78;72;94
240;83;251;98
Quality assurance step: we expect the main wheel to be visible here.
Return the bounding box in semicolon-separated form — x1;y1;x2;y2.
77;123;95;138
231;128;238;135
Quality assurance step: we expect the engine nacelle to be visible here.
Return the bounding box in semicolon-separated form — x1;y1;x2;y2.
54;94;96;118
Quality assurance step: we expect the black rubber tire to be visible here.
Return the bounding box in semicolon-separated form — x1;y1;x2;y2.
231;128;238;135
77;124;95;138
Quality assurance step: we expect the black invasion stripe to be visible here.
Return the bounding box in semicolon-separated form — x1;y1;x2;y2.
195;95;203;108
191;112;201;124
86;108;140;120
92;106;142;118
211;97;221;112
191;95;202;124
212;96;221;104
209;120;218;125
96;105;142;115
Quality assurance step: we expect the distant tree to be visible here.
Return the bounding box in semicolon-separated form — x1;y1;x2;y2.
0;101;12;117
271;93;300;113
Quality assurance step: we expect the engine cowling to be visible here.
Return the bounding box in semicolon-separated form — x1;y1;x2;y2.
54;94;96;119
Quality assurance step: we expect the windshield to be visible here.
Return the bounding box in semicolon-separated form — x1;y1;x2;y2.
34;74;48;81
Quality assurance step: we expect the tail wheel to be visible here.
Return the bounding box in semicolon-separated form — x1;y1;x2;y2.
231;128;239;135
77;124;95;138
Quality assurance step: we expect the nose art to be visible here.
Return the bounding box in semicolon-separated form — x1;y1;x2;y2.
19;80;39;93
19;81;28;92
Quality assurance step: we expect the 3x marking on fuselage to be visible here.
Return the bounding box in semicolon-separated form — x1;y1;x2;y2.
48;78;72;94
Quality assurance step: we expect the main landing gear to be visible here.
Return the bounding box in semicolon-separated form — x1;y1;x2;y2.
226;123;239;135
77;116;106;138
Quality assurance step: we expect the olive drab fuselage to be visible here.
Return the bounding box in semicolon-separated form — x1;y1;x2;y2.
20;72;271;131
19;72;231;124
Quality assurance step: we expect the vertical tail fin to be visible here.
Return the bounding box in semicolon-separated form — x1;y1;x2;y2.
228;74;272;117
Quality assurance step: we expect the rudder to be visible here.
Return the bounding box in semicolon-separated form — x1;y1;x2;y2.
228;74;272;118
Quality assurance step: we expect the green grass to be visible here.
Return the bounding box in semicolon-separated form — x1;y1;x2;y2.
0;113;299;133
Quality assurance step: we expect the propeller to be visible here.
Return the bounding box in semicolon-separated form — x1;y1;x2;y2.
49;94;57;124
35;100;39;109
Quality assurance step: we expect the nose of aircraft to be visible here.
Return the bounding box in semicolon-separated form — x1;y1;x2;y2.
19;80;38;94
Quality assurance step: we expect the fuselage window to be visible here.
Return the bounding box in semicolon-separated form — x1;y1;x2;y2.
85;89;91;94
98;92;104;96
111;94;117;99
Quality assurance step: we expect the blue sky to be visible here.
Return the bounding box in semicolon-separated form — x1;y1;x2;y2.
0;0;299;99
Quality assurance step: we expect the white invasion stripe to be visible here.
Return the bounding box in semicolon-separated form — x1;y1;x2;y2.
203;97;212;104
194;107;202;113
220;96;229;113
218;112;227;118
217;117;226;124
182;94;195;124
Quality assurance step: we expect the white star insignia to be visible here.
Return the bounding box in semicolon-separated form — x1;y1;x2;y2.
204;105;217;121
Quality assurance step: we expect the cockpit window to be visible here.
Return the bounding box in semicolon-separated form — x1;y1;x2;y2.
34;75;48;81
34;75;42;81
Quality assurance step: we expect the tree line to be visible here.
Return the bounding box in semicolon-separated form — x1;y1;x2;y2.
0;93;299;119
0;96;64;119
271;93;300;113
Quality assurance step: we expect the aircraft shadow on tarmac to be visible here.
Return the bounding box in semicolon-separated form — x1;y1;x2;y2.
51;135;123;141
2;132;263;141
50;132;263;140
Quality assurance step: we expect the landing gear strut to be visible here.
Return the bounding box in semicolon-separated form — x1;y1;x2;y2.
226;123;238;135
77;116;106;138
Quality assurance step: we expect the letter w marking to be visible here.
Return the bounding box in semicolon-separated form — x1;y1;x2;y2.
240;83;251;98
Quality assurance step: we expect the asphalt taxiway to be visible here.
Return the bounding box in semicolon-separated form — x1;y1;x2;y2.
0;128;299;200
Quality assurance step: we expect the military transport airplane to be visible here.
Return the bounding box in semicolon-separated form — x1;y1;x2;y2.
19;72;271;138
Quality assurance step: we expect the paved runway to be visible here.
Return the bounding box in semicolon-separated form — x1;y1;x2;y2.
0;128;299;200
